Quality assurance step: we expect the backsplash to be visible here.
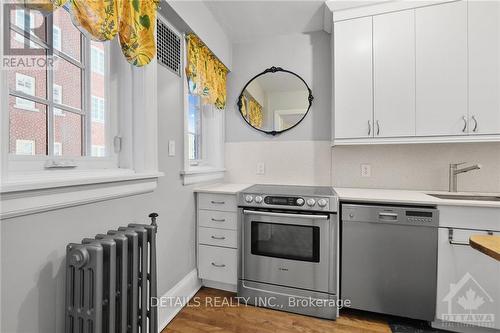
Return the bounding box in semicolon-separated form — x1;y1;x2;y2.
331;142;500;192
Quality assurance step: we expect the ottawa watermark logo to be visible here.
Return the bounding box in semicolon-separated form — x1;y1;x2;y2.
441;272;495;328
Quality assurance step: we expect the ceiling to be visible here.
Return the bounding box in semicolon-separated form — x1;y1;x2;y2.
203;0;386;43
203;1;326;42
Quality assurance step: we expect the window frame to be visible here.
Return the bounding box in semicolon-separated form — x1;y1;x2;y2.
15;139;35;155
14;72;37;111
181;32;225;185
3;7;116;172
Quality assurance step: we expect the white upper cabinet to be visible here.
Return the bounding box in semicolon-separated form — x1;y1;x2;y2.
334;17;373;139
373;10;416;137
468;1;500;135
415;1;468;136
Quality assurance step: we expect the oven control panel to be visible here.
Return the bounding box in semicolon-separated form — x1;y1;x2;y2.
241;194;334;212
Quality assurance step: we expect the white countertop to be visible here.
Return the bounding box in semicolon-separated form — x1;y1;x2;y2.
193;183;252;195
334;187;500;208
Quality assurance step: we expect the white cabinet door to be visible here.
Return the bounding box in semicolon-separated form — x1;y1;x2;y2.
373;10;415;137
468;1;500;135
416;1;468;136
334;17;373;139
436;228;500;329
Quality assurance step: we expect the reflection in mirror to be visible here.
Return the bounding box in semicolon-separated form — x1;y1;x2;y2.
238;67;313;135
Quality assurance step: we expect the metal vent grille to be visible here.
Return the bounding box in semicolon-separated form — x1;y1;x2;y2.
156;18;181;76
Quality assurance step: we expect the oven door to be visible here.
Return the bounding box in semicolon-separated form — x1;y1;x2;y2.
242;209;333;293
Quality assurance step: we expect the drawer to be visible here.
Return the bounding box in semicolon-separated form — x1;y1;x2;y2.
198;245;237;285
198;193;237;212
199;227;237;248
199;210;237;230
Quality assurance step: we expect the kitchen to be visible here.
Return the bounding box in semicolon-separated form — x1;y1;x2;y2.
0;1;499;333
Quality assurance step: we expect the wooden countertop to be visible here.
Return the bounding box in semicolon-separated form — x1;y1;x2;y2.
470;235;500;261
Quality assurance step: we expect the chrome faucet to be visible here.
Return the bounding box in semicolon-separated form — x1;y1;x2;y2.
449;162;482;192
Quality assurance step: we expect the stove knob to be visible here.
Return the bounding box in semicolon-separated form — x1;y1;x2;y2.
255;196;263;204
318;199;327;208
306;199;316;207
296;198;305;206
245;195;254;203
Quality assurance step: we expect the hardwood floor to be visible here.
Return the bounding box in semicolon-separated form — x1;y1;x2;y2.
162;287;392;333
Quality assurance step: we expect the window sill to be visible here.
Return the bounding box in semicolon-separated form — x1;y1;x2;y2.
180;167;225;185
0;169;164;219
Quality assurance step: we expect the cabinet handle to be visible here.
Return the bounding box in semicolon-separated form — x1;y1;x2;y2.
211;262;226;268
472;115;478;132
462;116;467;133
211;218;226;222
448;228;493;246
368;120;371;136
211;235;226;240
211;201;225;205
376;120;380;136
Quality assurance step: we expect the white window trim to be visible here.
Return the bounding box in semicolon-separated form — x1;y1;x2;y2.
91;95;105;123
15;139;35;155
14;73;38;111
180;33;225;185
91;45;105;75
0;19;162;215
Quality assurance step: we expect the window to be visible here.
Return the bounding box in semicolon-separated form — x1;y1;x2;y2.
54;142;62;156
15;140;35;155
91;46;104;74
7;8;109;160
91;145;105;157
53;25;61;51
91;95;105;123
183;83;225;185
188;93;202;163
14;73;36;110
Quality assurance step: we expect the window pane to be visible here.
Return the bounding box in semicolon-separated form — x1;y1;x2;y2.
8;32;47;101
52;9;81;60
53;56;82;109
54;111;82;156
9;95;47;155
91;40;106;157
188;94;201;161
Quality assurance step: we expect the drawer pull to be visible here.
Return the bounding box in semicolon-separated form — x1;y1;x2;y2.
211;218;226;222
211;201;225;205
211;235;226;240
211;262;226;268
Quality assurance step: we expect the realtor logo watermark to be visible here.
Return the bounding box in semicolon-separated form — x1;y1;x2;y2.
2;3;57;71
441;272;495;328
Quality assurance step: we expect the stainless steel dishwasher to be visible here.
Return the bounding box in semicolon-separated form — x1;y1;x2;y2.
341;204;439;321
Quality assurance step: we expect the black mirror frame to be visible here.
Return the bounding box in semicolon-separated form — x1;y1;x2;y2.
237;66;314;136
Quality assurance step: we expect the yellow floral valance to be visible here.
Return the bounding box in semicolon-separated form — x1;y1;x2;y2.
186;33;228;110
22;0;159;67
241;94;263;128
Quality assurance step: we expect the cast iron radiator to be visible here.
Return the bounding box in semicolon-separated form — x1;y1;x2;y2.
65;213;159;333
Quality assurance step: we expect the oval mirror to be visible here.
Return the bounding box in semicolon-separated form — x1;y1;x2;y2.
237;67;313;135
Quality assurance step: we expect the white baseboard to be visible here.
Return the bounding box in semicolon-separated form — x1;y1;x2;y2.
157;268;201;332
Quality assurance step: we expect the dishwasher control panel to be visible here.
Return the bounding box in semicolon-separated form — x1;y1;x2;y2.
342;204;439;227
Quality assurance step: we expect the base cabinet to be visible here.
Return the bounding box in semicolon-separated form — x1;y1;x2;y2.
434;208;500;331
196;193;238;290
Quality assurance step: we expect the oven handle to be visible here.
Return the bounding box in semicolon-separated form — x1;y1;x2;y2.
243;209;329;220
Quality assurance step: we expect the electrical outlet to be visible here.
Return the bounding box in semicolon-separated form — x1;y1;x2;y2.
256;162;265;175
361;164;371;177
168;140;175;156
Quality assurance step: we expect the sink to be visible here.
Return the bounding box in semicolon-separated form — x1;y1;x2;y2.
427;194;500;202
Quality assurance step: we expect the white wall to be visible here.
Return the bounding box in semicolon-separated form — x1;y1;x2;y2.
332;143;500;192
224;31;332;185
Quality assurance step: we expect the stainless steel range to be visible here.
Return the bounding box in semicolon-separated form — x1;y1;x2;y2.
237;184;339;319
